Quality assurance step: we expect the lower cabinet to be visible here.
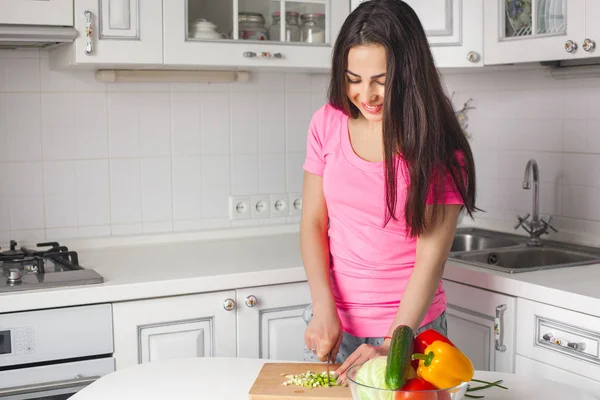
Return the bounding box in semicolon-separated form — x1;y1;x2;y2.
237;282;311;360
112;281;310;370
112;290;237;370
515;297;600;397
516;354;600;397
443;279;517;373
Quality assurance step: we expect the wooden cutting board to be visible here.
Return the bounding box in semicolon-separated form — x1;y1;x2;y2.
248;362;353;399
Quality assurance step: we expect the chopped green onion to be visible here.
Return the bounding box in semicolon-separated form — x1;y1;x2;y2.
282;371;338;388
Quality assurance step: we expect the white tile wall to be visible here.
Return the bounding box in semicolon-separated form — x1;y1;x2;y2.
1;49;600;244
0;49;328;242
442;66;600;238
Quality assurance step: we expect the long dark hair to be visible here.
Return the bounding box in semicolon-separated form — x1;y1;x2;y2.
327;0;477;237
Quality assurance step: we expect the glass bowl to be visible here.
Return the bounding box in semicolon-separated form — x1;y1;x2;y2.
346;363;469;400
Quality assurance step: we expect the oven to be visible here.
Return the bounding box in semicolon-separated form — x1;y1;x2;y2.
0;304;114;399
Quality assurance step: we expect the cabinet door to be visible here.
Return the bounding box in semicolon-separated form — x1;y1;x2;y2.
67;0;163;65
163;0;348;69
583;0;600;57
404;0;483;68
443;279;517;373
516;355;600;397
112;291;237;370
0;0;73;26
237;282;311;361
484;0;587;64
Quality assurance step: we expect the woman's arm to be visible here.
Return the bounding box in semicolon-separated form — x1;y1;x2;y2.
300;171;342;361
385;203;461;337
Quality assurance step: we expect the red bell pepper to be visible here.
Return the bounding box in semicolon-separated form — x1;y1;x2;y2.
395;378;451;400
413;329;455;354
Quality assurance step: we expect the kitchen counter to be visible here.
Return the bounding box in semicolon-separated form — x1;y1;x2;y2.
2;225;600;319
69;357;599;399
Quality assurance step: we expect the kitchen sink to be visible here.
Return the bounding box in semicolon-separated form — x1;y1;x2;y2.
450;233;520;252
448;228;600;273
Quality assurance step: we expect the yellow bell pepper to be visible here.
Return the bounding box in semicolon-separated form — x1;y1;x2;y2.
411;340;475;389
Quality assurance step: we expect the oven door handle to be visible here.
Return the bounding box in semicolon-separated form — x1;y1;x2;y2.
0;375;100;396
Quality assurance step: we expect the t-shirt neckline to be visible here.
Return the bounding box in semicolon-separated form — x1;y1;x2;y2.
341;113;385;173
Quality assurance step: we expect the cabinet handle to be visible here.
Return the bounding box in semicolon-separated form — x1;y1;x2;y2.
243;52;283;59
245;295;257;308
222;298;235;311
565;40;578;53
466;51;480;63
583;38;596;52
542;333;586;352
84;11;93;54
494;304;507;352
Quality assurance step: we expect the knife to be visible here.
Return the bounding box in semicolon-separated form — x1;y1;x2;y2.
326;350;332;386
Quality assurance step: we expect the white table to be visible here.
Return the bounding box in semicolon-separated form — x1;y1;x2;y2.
71;357;599;400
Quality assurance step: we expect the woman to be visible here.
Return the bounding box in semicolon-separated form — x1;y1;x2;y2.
300;0;477;384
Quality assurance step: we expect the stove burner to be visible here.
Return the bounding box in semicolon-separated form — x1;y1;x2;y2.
0;240;103;292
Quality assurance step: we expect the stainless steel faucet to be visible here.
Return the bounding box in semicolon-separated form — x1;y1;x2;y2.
514;159;557;246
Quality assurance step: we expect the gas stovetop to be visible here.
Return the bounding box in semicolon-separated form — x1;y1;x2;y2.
0;240;103;293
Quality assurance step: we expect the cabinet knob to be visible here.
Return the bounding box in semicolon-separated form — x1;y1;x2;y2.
583;38;596;52
466;51;480;63
565;40;578;53
222;298;235;311
245;295;258;308
84;11;93;54
494;304;507;352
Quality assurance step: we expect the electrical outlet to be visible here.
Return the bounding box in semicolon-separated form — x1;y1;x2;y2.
229;196;250;220
250;195;270;219
288;193;302;216
270;193;288;218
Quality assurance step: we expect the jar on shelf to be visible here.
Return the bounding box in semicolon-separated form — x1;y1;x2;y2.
238;12;268;40
300;13;326;44
269;11;301;42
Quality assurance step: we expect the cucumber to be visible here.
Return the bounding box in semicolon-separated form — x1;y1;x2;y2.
384;325;414;390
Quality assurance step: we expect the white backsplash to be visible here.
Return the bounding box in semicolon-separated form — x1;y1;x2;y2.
441;66;600;243
0;49;326;242
1;49;600;245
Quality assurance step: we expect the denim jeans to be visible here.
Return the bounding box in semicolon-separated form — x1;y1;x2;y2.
302;308;448;364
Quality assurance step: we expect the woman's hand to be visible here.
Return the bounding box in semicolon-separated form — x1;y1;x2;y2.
335;341;391;384
304;307;342;362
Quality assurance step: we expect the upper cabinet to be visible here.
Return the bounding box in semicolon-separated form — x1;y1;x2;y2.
50;0;163;68
163;0;349;69
0;0;73;26
484;0;597;65
404;0;484;68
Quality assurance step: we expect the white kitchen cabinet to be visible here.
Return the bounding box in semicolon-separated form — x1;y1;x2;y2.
49;0;163;68
0;0;73;26
515;297;600;385
443;279;517;373
236;282;311;361
163;0;349;69
112;290;237;370
483;0;592;65
516;355;600;397
403;0;484;68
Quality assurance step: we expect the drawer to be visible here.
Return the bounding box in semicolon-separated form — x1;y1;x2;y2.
516;355;600;398
516;298;600;382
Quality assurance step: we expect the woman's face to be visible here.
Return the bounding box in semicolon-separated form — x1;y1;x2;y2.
345;43;387;123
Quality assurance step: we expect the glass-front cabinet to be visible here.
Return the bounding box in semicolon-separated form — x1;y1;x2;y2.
163;0;349;69
484;0;590;64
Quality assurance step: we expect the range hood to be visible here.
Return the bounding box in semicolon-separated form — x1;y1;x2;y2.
0;25;77;49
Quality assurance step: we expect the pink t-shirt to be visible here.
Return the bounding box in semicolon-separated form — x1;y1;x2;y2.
302;104;464;338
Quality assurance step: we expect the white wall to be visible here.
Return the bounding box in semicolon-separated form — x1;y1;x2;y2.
1;49;599;245
442;66;600;242
0;49;327;243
